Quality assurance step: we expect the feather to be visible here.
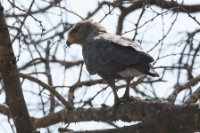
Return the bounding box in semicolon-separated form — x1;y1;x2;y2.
67;20;159;78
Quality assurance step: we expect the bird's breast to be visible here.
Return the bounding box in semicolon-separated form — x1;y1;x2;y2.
118;68;143;78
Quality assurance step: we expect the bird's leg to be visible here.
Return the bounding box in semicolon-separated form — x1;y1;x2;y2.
123;78;131;100
106;79;121;116
109;80;120;106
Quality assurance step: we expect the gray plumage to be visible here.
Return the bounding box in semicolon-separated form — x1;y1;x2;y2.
82;34;157;78
67;20;159;105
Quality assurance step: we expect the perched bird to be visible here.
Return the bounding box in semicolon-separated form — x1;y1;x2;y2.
67;20;159;106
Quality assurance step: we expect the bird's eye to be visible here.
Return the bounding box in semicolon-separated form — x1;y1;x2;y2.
72;26;80;34
72;28;79;33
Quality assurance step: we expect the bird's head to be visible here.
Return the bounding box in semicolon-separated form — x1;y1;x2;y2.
66;19;106;47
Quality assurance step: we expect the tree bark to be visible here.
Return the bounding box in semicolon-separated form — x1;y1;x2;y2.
0;4;35;133
31;99;200;133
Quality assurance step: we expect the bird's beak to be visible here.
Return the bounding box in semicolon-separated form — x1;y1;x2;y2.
66;39;72;47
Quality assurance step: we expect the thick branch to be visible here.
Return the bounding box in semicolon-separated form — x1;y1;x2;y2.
126;0;200;13
0;4;35;133
32;99;200;133
66;106;200;133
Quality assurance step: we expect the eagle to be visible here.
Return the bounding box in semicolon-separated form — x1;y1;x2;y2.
67;20;159;106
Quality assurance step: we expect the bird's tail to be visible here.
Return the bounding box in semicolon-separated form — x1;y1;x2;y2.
146;65;159;77
134;63;159;77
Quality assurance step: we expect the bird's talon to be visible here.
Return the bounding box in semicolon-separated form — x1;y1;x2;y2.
121;96;131;103
106;99;121;117
107;109;114;117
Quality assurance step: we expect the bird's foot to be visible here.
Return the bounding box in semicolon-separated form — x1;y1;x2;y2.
121;92;132;103
107;98;121;117
121;95;141;103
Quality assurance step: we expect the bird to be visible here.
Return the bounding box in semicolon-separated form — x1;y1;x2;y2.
66;19;159;107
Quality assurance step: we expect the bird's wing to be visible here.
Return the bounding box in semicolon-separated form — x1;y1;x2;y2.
94;33;154;64
82;33;154;75
95;33;144;51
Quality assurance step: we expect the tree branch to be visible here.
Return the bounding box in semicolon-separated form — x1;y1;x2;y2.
168;74;200;103
32;99;200;133
0;4;35;133
125;0;200;13
19;73;73;110
116;0;200;34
